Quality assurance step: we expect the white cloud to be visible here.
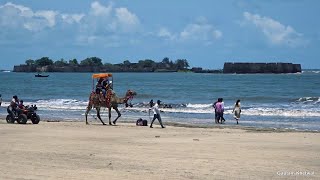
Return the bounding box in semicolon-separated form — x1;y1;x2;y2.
61;13;84;24
180;23;222;41
156;18;222;44
213;30;222;39
157;27;175;40
0;2;58;32
35;10;58;27
90;1;112;17
115;7;140;31
0;2;32;16
243;11;305;47
75;1;141;45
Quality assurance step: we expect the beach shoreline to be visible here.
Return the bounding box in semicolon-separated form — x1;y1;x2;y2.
0;119;319;179
43;118;320;133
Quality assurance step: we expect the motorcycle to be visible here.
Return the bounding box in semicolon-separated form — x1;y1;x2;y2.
6;105;40;124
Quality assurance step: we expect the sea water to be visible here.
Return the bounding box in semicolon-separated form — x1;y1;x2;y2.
0;71;319;131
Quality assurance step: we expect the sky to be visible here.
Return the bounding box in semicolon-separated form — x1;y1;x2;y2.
0;0;319;70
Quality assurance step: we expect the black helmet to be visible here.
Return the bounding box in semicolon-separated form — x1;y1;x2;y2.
13;95;17;99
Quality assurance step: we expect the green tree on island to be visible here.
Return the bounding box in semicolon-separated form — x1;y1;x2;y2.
25;59;35;65
35;57;54;66
69;59;79;66
80;57;103;66
21;56;194;72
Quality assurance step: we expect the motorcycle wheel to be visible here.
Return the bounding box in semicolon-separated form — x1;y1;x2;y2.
6;115;15;123
17;114;28;124
31;115;40;124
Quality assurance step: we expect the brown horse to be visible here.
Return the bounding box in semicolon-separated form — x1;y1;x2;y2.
85;89;137;125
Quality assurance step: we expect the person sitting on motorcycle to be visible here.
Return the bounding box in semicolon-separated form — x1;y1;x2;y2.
18;100;25;110
7;95;19;119
11;95;19;109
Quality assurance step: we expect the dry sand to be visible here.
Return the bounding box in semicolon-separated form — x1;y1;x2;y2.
0;120;319;180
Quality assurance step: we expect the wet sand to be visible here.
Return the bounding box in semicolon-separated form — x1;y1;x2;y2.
0;120;319;180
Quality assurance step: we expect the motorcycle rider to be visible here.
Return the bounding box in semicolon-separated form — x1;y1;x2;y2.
7;95;19;119
18;100;25;110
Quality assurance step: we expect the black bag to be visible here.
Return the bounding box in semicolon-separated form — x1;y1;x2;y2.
136;118;148;126
142;119;148;126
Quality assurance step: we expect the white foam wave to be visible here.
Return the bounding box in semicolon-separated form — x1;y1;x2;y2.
244;107;320;117
1;100;319;118
35;99;88;111
186;103;212;108
303;70;320;74
297;97;319;101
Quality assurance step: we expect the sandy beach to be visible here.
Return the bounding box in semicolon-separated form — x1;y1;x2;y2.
0;120;319;180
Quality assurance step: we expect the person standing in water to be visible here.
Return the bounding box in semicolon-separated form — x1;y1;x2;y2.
212;98;219;123
150;100;165;128
232;99;241;124
215;98;225;124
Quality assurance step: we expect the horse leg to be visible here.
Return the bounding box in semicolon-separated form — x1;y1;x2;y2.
112;107;121;125
96;107;106;125
108;107;112;125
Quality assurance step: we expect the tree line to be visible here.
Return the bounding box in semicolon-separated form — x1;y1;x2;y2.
24;57;190;71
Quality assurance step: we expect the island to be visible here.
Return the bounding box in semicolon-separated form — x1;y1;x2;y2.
13;56;221;73
223;62;301;74
13;56;301;74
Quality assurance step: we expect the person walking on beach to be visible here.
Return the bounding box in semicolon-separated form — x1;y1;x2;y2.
150;100;165;128
0;94;2;106
232;99;241;124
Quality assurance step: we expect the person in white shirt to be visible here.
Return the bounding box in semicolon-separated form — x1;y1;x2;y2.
232;99;241;124
150;100;165;128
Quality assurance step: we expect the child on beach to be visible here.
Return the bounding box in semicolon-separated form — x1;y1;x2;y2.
232;99;241;124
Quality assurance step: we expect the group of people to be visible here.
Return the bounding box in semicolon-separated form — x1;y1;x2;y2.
7;95;37;115
146;97;241;128
95;77;112;97
213;98;241;124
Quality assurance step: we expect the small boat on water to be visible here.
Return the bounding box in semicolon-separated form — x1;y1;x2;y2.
35;74;49;77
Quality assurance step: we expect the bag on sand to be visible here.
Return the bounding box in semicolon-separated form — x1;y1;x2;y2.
136;118;148;126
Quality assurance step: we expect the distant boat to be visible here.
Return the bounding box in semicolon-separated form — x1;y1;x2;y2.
35;74;49;77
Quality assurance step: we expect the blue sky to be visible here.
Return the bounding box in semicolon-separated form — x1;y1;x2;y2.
0;0;319;70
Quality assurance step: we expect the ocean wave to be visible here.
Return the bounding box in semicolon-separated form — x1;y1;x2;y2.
35;99;88;110
186;103;212;108
244;107;320;117
1;99;319;118
295;97;320;104
309;71;320;74
302;70;320;74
